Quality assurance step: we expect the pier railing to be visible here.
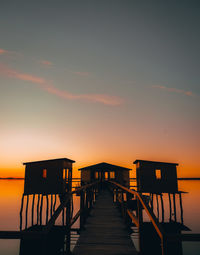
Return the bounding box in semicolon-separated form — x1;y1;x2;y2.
45;181;100;232
108;180;200;255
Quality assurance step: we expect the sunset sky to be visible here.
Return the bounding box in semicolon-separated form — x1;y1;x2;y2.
0;1;199;178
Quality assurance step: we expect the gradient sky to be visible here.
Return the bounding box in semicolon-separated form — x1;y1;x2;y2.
0;0;199;177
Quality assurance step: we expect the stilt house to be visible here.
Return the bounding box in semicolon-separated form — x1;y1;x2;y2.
79;162;131;187
133;159;179;193
23;158;75;195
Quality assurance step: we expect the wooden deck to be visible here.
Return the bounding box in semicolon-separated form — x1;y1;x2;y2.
73;189;138;255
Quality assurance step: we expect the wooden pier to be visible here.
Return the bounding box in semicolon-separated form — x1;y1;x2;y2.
1;159;200;255
73;189;137;255
1;180;200;255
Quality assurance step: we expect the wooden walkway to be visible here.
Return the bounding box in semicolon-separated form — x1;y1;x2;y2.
73;189;138;255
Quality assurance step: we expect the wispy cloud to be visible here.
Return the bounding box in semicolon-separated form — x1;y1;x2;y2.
152;85;196;97
71;71;90;77
0;48;9;55
0;63;46;84
40;60;53;67
0;63;123;106
0;48;22;59
43;85;123;105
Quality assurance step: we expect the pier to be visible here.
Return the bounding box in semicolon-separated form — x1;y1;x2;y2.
0;158;200;255
73;188;137;255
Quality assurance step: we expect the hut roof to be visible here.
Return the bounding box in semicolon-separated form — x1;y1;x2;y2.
23;158;75;165
133;159;178;166
79;162;131;171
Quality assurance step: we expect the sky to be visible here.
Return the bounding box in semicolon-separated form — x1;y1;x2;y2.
0;0;199;178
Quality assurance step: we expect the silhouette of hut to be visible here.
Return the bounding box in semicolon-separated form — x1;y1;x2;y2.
23;158;75;195
79;162;131;187
133;160;178;193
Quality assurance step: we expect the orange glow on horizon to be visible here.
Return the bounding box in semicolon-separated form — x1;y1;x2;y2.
0;116;199;179
0;160;199;179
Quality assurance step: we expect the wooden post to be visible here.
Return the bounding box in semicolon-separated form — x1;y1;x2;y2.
91;187;94;205
137;197;144;254
125;192;132;226
161;236;168;255
179;193;184;224
156;194;160;221
40;195;44;225
46;195;49;225
92;187;95;206
173;194;177;222
25;195;29;229
160;194;164;222
53;194;56;212
85;189;89;216
116;188;118;204
89;188;92;210
112;188;115;202
31;194;35;226
50;194;53;218
93;187;96;202
20;194;25;230
88;188;91;210
80;190;85;229
37;194;40;225
65;198;71;255
41;234;48;255
168;193;172;222
121;191;125;218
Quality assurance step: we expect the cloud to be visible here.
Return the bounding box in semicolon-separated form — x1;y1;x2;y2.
43;84;123;105
0;48;9;55
40;60;53;67
152;85;196;97
0;63;123;106
0;63;46;84
71;71;90;77
0;48;22;59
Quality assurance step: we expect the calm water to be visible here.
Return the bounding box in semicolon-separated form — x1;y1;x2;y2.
0;180;200;255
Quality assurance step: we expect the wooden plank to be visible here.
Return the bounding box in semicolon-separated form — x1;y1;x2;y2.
181;234;200;241
73;189;138;255
167;233;200;242
0;230;44;239
0;231;21;239
0;227;79;240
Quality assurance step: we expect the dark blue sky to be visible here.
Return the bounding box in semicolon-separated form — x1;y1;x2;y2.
0;0;199;176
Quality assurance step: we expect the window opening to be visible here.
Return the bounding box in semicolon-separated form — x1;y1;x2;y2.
43;169;47;178
95;171;99;179
110;171;115;179
155;169;161;179
105;172;108;180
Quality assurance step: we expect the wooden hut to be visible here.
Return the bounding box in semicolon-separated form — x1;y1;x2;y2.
23;158;75;195
79;162;131;187
133;160;178;193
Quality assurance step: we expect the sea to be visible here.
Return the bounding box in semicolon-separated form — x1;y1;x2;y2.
0;179;200;255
